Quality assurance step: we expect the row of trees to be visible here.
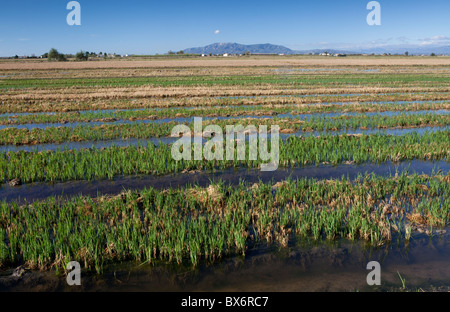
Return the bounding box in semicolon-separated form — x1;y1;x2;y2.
47;48;67;61
45;48;113;62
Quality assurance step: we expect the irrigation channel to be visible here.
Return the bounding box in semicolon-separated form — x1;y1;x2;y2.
1;99;449;120
0;125;447;153
1;159;447;203
1;109;449;131
1;234;449;292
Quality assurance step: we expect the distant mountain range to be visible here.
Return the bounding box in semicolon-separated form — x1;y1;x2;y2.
183;42;450;55
183;43;296;55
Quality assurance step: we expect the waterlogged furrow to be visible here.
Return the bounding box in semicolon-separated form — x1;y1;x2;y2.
1;113;449;146
0;131;448;184
0;173;448;272
0;126;447;153
1;101;449;126
2;110;449;132
1;160;448;205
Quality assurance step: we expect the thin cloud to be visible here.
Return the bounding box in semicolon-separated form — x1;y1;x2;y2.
429;35;450;40
214;30;220;35
419;35;450;46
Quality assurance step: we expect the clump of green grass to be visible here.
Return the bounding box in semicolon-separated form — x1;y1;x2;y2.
0;172;448;273
1;113;449;146
0;131;448;184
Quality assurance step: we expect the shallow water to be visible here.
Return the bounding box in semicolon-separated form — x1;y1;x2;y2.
1;98;449;119
1;109;448;131
94;235;450;292
280;126;450;139
1;160;448;204
100;235;450;292
278;109;450;119
1;233;448;292
0;125;447;153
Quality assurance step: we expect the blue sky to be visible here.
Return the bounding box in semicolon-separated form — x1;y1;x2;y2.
0;0;449;56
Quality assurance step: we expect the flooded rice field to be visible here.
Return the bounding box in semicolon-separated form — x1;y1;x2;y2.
0;125;447;153
0;109;448;131
1;160;448;203
1;99;449;119
1;60;449;293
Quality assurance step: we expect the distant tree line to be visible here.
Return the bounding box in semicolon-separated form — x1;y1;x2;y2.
47;48;67;62
13;49;443;60
41;49;112;61
168;50;186;55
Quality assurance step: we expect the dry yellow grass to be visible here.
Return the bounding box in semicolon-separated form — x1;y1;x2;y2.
1;58;449;113
4;85;448;101
1;64;448;80
1;89;448;113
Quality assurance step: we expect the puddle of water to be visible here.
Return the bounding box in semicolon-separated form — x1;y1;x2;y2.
1;160;448;204
293;100;450;108
278;109;450;120
1;98;449;119
1;110;448;131
1;233;449;291
281;126;450;139
0;126;447;153
97;235;450;292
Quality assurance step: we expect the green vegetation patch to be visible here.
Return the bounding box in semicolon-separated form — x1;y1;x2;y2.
0;131;448;184
1;74;449;89
0;173;448;273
